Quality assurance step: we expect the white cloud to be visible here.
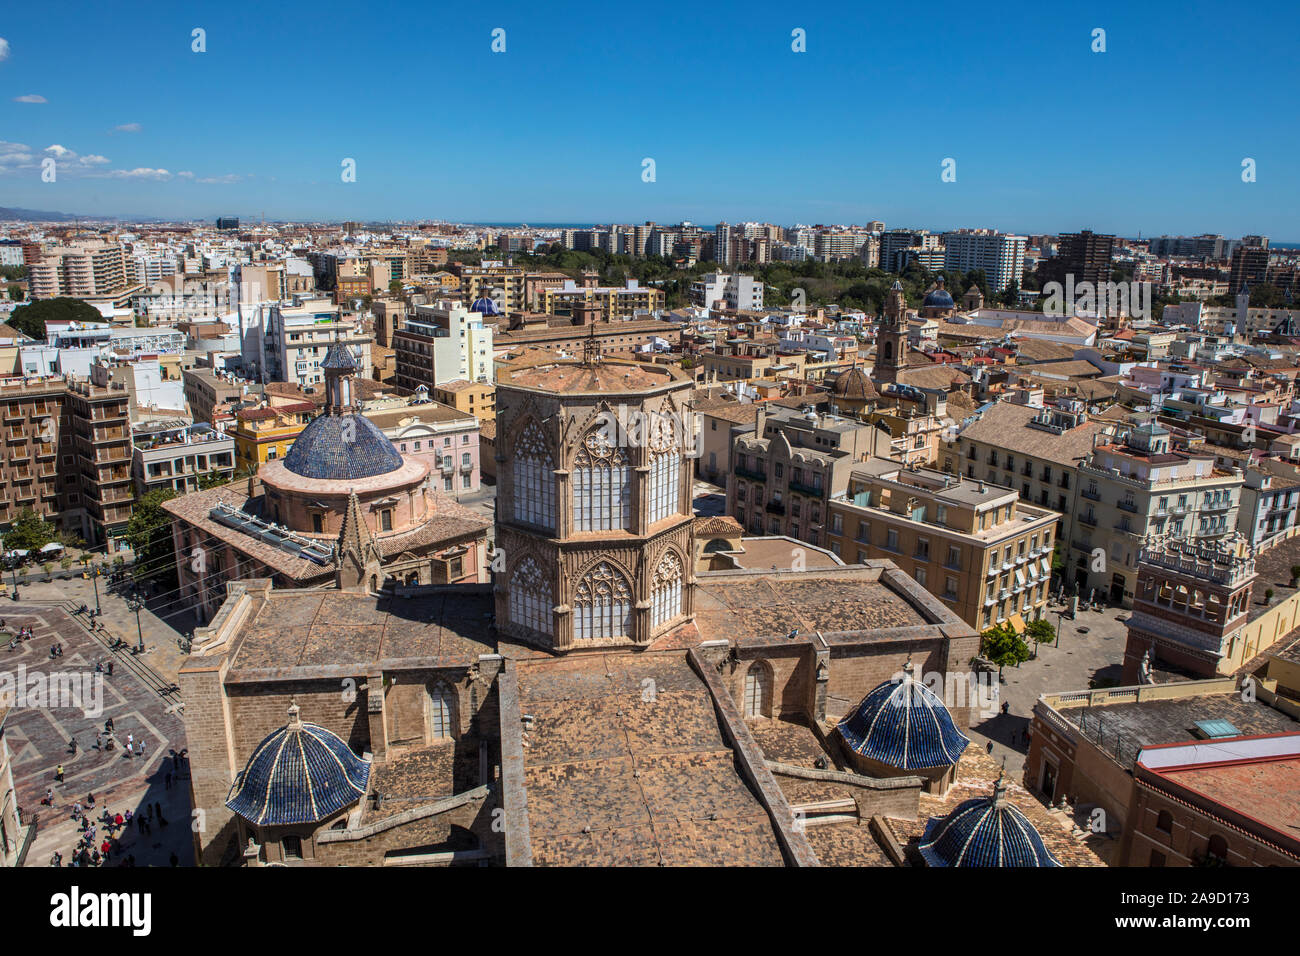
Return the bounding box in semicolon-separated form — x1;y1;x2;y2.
81;154;110;166
0;38;10;62
112;123;142;134
13;94;46;104
44;144;73;158
196;174;241;184
104;167;172;180
177;171;195;178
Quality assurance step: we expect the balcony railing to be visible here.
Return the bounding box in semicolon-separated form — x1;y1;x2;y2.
765;501;785;515
1080;488;1100;501
1117;500;1138;513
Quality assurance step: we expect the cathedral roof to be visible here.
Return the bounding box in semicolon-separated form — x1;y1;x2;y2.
836;660;970;770
281;413;404;480
226;703;371;826
917;774;1062;867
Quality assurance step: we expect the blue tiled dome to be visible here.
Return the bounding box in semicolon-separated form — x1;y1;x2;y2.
469;296;501;316
226;705;370;826
917;776;1061;867
320;342;360;371
282;413;404;480
923;288;955;309
836;661;969;770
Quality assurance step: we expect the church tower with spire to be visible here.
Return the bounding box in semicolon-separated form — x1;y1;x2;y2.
873;280;909;384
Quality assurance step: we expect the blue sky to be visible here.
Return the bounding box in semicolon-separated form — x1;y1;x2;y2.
1;0;1297;237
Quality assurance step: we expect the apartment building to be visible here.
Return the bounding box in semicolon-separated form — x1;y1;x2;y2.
539;279;665;318
242;297;372;388
689;272;764;311
1074;422;1243;604
459;264;526;312
727;404;897;545
27;242;131;299
230;401;315;473
392;300;494;392
183;367;247;426
944;399;1109;555
432;379;495;422
0;377;66;530
941;230;1027;295
826;460;1060;630
64;377;133;549
132;421;236;496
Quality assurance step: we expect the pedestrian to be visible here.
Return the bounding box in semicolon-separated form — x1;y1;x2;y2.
49;851;62;867
42;788;53;806
72;801;82;818
114;812;123;830
85;792;95;808
1001;701;1010;716
124;741;132;759
100;840;111;861
126;733;133;750
146;804;153;821
165;771;172;790
106;661;113;677
154;801;163;821
94;733;103;750
985;741;994;755
136;815;144;834
143;819;151;836
69;737;77;755
55;764;64;782
104;718;113;734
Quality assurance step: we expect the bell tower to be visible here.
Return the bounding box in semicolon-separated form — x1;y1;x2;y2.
874;280;908;384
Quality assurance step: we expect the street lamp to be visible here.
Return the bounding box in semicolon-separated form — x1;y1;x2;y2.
9;566;18;601
1055;608;1064;649
128;590;145;654
91;566;102;616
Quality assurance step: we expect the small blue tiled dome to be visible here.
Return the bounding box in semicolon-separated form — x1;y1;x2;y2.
226;704;370;826
320;342;360;371
923;288;955;309
469;296;501;316
282;413;404;480
836;660;969;770
917;775;1061;867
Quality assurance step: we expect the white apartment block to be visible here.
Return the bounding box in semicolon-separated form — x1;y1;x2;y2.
689;272;763;311
941;231;1027;295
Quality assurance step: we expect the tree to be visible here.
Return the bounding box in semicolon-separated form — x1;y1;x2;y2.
388;278;403;297
3;508;60;552
981;623;1031;679
1025;618;1055;657
124;489;179;591
198;470;233;490
9;297;104;340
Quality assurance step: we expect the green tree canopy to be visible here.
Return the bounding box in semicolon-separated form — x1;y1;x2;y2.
124;488;179;590
10;297;104;340
3;508;61;552
981;623;1031;677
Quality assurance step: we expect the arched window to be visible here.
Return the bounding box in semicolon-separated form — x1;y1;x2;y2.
573;562;632;642
651;551;683;630
743;661;772;718
572;430;630;532
509;556;553;638
1155;810;1173;834
512;421;555;532
1206;834;1228;863
427;680;456;740
648;413;681;525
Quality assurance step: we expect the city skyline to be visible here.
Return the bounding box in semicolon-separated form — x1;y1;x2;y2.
1;0;1298;235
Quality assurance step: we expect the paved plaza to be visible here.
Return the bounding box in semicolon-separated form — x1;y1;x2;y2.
965;604;1132;778
2;597;193;867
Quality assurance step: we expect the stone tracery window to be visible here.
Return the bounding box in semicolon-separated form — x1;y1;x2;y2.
426;680;456;740
647;413;681;525
651;550;683;629
512;421;555;531
572;429;630;532
509;555;553;638
573;561;632;642
744;660;773;718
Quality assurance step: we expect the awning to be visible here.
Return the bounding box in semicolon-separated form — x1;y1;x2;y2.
1039;557;1051;575
40;542;64;553
1009;613;1026;635
1014;569;1026;587
1028;563;1039;581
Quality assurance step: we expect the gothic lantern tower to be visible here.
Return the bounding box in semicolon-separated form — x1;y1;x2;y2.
494;356;697;652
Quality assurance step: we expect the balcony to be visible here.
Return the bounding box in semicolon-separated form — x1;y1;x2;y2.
788;479;823;497
765;500;786;516
1079;513;1098;527
735;465;766;483
1202;499;1232;512
1080;488;1100;501
1117;500;1138;513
